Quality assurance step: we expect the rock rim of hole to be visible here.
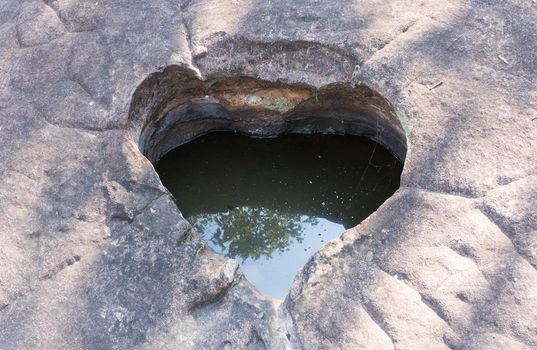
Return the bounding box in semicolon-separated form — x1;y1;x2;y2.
127;66;407;165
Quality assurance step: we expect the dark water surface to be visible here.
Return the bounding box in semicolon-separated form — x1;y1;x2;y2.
156;132;402;299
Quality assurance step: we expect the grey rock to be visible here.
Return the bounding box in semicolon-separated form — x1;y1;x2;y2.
16;1;66;47
481;175;537;269
0;0;536;349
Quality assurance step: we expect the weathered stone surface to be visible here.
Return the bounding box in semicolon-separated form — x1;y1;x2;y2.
286;189;537;349
16;1;66;47
481;175;537;269
0;0;536;349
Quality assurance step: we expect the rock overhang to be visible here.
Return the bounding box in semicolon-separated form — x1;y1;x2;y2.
127;66;407;165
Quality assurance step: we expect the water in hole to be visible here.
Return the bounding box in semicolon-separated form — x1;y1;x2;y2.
156;132;402;299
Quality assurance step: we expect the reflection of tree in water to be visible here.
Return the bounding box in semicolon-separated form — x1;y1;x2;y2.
190;207;318;261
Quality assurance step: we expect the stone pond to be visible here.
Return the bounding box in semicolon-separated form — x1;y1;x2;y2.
156;132;402;299
1;0;536;349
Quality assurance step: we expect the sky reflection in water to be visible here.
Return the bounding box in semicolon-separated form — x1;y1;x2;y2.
190;208;343;299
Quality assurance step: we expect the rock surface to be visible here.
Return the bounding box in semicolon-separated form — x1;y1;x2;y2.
1;0;536;349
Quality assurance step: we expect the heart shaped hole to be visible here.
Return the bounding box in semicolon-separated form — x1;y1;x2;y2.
128;66;407;299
